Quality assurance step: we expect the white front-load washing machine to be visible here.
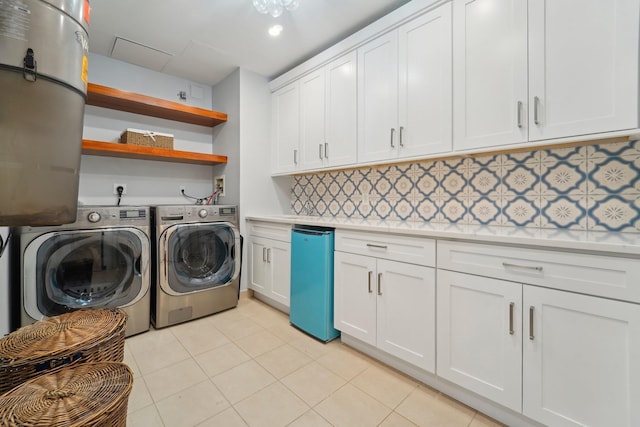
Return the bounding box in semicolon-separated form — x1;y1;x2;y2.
12;206;151;337
151;205;240;328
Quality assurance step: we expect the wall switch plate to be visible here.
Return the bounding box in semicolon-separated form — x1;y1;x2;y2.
113;183;127;195
214;175;225;197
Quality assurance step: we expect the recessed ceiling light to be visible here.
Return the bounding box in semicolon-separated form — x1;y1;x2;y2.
269;25;283;37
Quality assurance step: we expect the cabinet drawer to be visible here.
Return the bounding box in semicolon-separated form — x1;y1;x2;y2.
248;221;291;242
335;230;435;267
438;240;640;303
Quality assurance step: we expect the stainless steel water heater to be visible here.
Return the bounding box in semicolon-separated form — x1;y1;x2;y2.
0;0;90;225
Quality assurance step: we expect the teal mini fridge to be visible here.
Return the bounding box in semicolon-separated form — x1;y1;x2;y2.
290;225;340;342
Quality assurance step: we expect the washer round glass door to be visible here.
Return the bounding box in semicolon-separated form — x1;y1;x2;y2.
23;228;149;319
161;222;239;295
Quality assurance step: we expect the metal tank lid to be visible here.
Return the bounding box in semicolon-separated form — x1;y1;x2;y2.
41;0;90;31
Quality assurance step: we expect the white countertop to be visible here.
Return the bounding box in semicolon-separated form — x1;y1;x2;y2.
245;215;640;256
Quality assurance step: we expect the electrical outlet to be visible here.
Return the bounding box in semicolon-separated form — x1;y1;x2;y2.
113;183;127;195
214;175;225;197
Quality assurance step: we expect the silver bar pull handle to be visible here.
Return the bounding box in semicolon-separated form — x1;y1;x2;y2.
399;126;405;147
529;306;535;340
517;101;523;128
324;142;328;159
294;149;298;165
262;247;266;262
319;144;323;160
366;243;388;249
368;271;373;293
534;96;540;125
509;302;515;335
377;273;382;295
502;262;543;272
390;128;396;148
267;248;271;263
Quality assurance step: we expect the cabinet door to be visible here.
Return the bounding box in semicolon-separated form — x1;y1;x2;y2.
437;270;522;412
325;51;357;168
300;69;326;170
357;31;399;163
523;286;640;427
398;3;452;158
528;0;639;141
377;260;436;373
272;82;300;173
453;0;527;150
249;237;269;293
268;239;291;308
334;252;377;346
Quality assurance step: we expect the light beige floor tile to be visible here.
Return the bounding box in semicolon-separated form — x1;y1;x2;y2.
126;328;179;356
134;340;191;376
194;342;252;377
287;410;333;427
127;404;164;426
124;343;141;378
316;345;371;380
208;307;249;325
255;343;313;379
379;412;419;427
196;407;248;427
395;387;476;427
155;380;230;427
170;317;231;356
281;361;346;406
234;382;309;427
288;334;335;359
215;316;266;341
268;322;306;342
211;360;276;403
235;330;285;357
127;378;153;414
351;364;417;409
143;358;207;402
314;383;392;427
469;412;507;427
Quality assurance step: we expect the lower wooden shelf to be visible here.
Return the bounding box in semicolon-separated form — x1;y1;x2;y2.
81;140;227;165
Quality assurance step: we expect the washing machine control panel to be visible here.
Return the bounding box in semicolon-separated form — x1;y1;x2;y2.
198;209;209;218
87;212;101;223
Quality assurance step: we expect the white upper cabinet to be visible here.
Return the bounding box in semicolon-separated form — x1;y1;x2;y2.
453;0;528;150
454;0;639;152
300;52;358;170
528;0;639;141
359;3;452;163
272;82;300;174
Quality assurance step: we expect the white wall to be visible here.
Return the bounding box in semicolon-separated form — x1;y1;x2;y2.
80;54;218;206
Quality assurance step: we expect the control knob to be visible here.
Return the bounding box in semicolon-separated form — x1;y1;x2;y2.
87;212;101;223
198;209;209;218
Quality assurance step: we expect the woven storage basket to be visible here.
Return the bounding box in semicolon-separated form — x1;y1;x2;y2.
0;308;127;395
0;362;133;427
120;128;174;149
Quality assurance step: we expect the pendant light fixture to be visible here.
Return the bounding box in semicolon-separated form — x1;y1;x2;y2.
253;0;300;18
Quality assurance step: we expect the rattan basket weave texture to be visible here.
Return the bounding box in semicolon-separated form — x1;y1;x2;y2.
0;308;127;395
120;128;174;149
0;362;133;427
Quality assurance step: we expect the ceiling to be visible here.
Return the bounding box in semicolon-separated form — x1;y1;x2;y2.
88;0;412;87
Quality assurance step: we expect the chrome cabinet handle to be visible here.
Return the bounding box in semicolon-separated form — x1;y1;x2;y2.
529;306;535;340
267;248;271;263
517;101;523;128
534;96;540;125
502;262;543;272
377;273;382;295
324;142;328;159
399;126;405;147
366;243;388;249
509;302;515;335
368;271;373;293
294;149;298;165
262;247;266;262
390;128;396;148
319;144;323;160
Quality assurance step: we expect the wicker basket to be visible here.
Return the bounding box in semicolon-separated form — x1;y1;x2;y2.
0;362;133;427
0;308;127;395
120;128;174;149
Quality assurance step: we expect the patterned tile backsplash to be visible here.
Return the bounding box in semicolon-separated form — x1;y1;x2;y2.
291;140;640;232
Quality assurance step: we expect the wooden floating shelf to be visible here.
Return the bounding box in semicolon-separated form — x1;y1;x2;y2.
82;140;228;166
86;83;227;127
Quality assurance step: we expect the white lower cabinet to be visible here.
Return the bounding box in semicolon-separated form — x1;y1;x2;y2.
248;222;291;308
334;231;436;373
437;241;640;427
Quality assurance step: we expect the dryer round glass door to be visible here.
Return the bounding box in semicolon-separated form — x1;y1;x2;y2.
162;223;239;295
23;228;148;318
